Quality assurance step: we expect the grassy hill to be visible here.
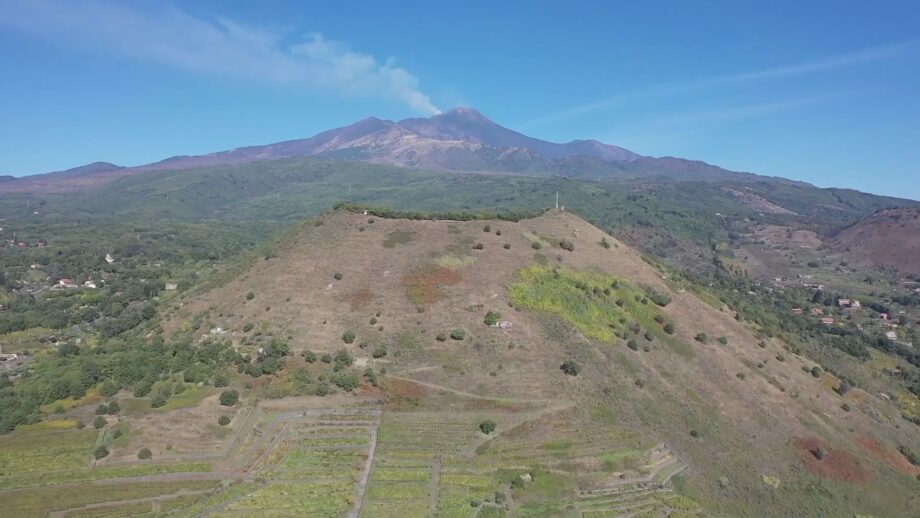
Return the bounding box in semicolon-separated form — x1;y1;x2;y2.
147;209;918;516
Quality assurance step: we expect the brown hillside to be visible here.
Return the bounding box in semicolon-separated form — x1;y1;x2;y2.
166;209;920;516
832;207;920;275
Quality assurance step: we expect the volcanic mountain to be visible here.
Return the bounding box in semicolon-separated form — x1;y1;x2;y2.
0;107;768;193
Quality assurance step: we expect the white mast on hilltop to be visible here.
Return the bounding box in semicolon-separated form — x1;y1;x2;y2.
555;191;559;210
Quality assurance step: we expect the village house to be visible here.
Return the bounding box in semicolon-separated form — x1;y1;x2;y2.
837;298;851;307
810;307;824;316
57;278;78;288
791;308;804;315
820;316;835;325
880;313;889;320
83;280;97;289
164;282;178;291
885;331;898;341
105;253;115;264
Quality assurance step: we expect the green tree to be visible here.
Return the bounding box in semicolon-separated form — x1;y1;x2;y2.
93;415;107;429
479;420;497;434
219;389;239;406
218;415;231;426
560;361;580;376
94;445;110;460
138;448;152;460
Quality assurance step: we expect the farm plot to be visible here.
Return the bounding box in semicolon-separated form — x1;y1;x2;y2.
219;481;355;517
0;429;97;474
437;472;497;518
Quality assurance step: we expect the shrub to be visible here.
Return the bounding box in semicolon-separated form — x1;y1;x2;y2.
758;341;767;348
559;240;575;252
645;287;671;307
213;372;229;387
219;389;239;406
150;392;168;408
841;403;851;412
321;353;333;364
94;445;110;460
737;372;746;380
138;448;152;460
695;333;708;344
242;323;254;332
473;243;484;250
663;323;675;334
496;230;502;236
626;340;639;351
303;350;317;363
484;311;502;326
333;350;353;371
600;237;611;249
246;291;255;301
689;429;699;438
560;360;580;376
716;336;727;345
450;329;466;341
483;224;491;232
836;379;852;396
106;401;120;415
95;404;108;415
133;381;152;397
810;366;823;378
479;420;497;434
503;243;511;249
113;428;123;439
332;371;360;392
93;416;107;429
775;354;785;362
99;380;119;397
436;333;447;342
342;330;356;344
532;241;542;250
372;345;387;358
369;317;377;325
364;368;378;386
333;272;343;280
812;447;827;460
218;415;231;426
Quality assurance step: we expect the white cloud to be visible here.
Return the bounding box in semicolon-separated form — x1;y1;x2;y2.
522;38;920;128
0;0;440;114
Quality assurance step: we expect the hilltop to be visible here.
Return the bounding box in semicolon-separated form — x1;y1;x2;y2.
147;208;918;516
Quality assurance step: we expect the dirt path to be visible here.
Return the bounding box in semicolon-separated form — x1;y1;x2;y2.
48;487;214;518
347;426;378;518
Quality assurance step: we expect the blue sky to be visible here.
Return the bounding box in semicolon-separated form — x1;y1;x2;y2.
1;1;919;199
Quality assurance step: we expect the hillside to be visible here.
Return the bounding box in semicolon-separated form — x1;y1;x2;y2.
831;207;920;275
149;209;919;516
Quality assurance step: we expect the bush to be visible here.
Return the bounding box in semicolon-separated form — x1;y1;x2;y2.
333;272;343;280
435;333;447;342
246;291;255;301
218;415;231;426
718;336;728;345
450;329;466;341
94;445;110;460
342;330;356;344
600;237;611;249
99;380;119;397
242;323;254;332
532;241;542;250
626;340;639;351
559;240;575;252
663;323;675;334
106;401;120;415
503;243;511;249
174;382;186;394
369;317;377;325
150;392;168;408
303;350;317;363
93;416;107;429
321;353;333;364
484;311;502;326
810;366;823;378
138;448;152;460
219;389;239;406
483;224;491;232
473;243;484;250
560;360;580;376
372;345;387;358
213;372;229;387
695;333;708;344
333;350;353;372
133;381;152;397
332;371;360;392
95;404;108;415
479;420;497;434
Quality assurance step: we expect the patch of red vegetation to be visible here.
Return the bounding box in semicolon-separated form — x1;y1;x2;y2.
792;437;870;485
382;377;429;410
343;288;375;310
404;266;462;304
858;436;920;476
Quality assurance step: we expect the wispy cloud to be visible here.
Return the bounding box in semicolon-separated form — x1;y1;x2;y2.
523;38;920;128
0;0;440;114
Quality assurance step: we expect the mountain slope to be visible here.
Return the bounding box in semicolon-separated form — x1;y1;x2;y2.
831;207;920;275
166;208;920;516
